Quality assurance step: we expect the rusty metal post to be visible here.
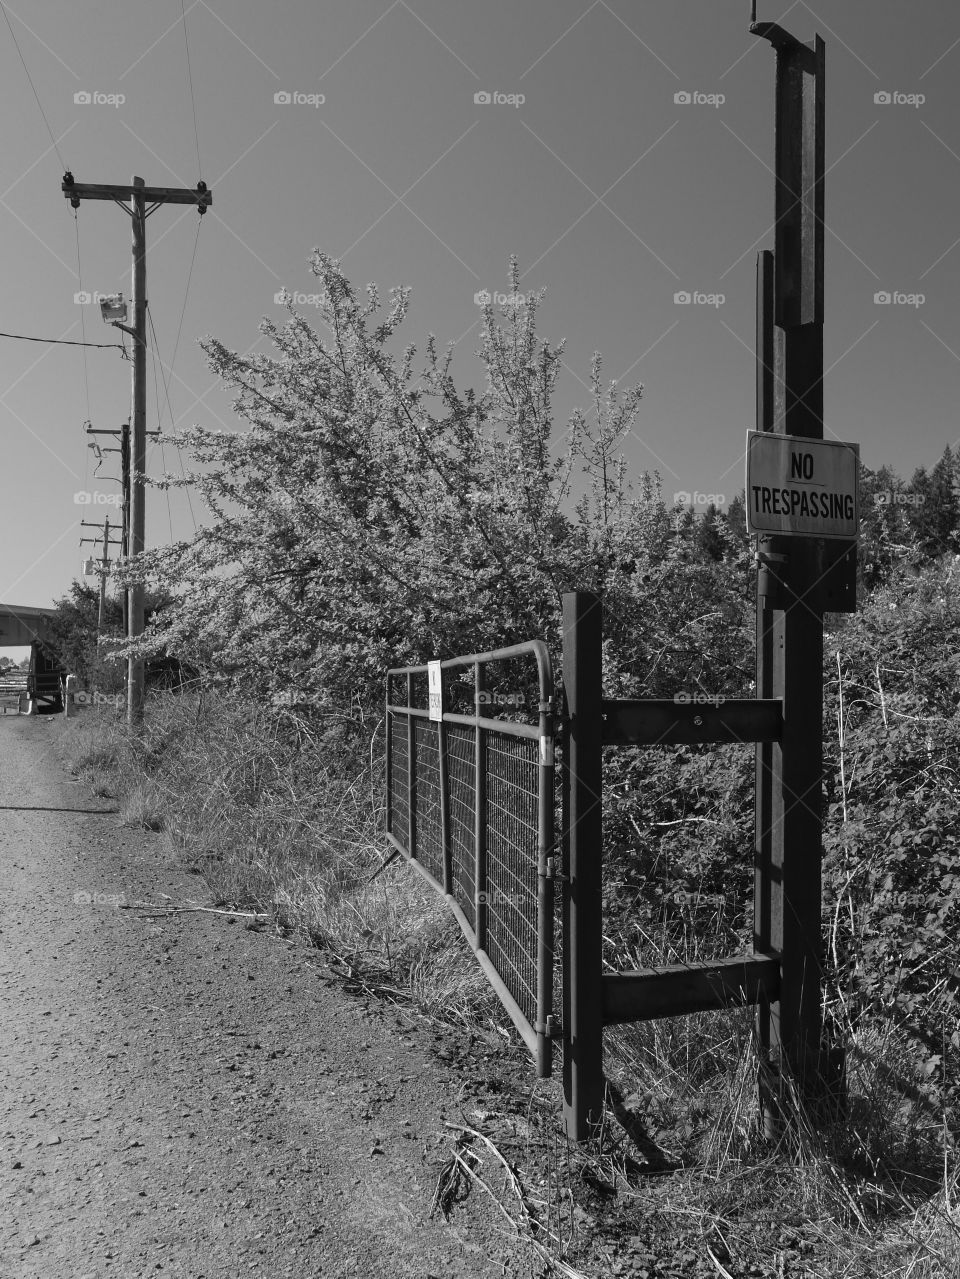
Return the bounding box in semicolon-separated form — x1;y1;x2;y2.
752;18;833;1125
562;591;605;1140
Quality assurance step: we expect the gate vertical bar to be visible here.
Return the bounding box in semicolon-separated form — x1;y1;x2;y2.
536;679;555;1077
406;672;417;861
385;675;393;839
475;660;488;952
437;667;452;895
752;19;827;1117
562;591;605;1140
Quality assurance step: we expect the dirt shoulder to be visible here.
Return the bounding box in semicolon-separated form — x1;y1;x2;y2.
0;715;533;1278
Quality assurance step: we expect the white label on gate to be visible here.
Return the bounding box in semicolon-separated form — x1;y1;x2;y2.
539;735;554;766
427;660;443;722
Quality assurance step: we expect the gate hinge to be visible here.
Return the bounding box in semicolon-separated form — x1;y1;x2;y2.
538;1014;558;1039
542;855;568;882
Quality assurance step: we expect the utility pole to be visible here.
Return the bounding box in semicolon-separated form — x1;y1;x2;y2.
85;421;155;656
64;173;211;726
80;516;122;637
99;514;110;631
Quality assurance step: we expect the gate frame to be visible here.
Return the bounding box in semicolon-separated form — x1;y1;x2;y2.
386;640;556;1077
562;14;855;1140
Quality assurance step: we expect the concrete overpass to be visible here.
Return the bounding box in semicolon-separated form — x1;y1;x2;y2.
0;604;57;647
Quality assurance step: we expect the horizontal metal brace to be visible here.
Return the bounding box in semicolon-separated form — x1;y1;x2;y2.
602;953;781;1025
755;551;788;565
601;697;783;747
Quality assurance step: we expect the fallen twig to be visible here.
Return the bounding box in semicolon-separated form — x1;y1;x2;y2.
122;903;271;919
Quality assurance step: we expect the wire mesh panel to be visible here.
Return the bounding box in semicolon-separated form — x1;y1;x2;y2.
385;641;555;1077
387;710;409;852
485;732;540;1029
412;718;444;886
446;724;476;932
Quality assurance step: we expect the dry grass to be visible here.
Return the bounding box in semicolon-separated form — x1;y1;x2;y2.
60;692;499;1031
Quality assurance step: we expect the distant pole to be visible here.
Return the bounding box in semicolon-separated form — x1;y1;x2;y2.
98;514;110;634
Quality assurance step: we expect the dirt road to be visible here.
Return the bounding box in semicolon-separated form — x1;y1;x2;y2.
0;716;524;1278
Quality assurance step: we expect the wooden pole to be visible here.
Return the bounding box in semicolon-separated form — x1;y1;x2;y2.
98;514;109;635
128;176;146;726
60;174;211;724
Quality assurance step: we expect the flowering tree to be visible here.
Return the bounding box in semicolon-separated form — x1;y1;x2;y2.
126;253;745;712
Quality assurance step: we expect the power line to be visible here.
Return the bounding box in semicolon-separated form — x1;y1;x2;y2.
147;223;202;535
146;303;197;532
180;0;202;177
149;338;176;545
169;219;201;377
0;329;124;348
73;213;92;420
0;1;67;170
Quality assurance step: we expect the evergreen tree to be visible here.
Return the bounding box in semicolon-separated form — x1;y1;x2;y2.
695;503;725;562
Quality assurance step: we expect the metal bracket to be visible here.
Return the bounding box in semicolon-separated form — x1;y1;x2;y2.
755;551;788;565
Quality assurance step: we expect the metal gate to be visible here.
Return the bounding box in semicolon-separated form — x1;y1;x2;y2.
385;642;556;1076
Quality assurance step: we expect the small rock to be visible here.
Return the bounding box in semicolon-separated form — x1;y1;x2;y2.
45;1134;62;1146
11;1159;22;1170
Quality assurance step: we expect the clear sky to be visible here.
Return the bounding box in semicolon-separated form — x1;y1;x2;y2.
1;0;958;654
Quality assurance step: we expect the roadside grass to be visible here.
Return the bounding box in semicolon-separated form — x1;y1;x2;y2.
58;693;958;1278
60;693;500;1034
